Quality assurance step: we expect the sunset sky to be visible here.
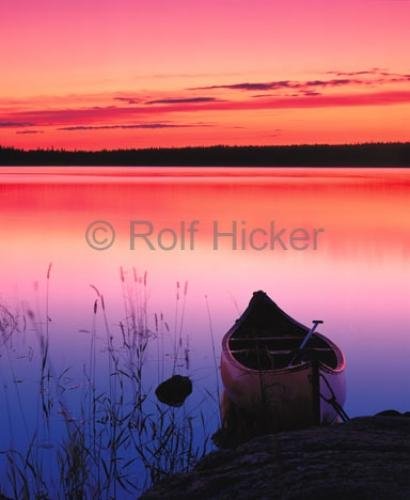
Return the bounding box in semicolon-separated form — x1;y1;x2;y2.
1;0;409;150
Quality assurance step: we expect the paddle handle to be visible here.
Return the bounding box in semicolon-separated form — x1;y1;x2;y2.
288;320;323;366
299;320;323;350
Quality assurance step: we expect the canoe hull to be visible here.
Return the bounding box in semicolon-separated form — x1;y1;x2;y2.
219;291;347;432
221;333;346;430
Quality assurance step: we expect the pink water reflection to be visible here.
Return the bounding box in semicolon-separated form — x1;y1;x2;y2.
0;167;409;416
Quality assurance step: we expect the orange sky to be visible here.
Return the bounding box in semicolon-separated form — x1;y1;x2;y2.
0;0;409;150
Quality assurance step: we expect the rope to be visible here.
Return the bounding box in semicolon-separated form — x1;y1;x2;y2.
319;372;350;423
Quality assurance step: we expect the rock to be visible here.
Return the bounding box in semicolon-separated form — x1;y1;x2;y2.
375;409;402;417
141;416;410;499
155;375;192;407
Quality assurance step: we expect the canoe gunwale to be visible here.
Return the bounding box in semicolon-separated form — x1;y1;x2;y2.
223;330;345;375
222;292;346;375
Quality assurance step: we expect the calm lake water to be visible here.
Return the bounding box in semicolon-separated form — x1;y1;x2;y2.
0;166;409;494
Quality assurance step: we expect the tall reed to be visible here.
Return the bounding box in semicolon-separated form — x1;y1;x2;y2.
0;268;214;499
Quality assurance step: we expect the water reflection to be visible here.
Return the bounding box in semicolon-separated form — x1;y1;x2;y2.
0;167;409;493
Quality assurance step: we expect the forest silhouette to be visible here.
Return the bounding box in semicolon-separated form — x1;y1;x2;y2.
0;142;409;166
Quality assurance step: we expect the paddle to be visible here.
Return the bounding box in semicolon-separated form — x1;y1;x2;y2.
288;320;323;366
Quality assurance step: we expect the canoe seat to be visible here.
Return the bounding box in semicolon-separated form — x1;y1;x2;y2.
229;334;330;353
230;336;303;341
231;348;333;355
229;342;338;370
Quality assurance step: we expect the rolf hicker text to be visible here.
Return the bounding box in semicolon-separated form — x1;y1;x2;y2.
128;220;324;251
85;220;325;251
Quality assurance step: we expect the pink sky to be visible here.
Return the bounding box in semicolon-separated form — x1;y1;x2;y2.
0;0;409;149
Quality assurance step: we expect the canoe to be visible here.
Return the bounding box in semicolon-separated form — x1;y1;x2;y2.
220;291;346;432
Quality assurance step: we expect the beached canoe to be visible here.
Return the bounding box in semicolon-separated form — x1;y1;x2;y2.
220;291;346;431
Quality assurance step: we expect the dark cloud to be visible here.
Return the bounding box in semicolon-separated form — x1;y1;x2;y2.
252;93;279;98
191;72;410;93
327;68;383;77
114;97;140;105
192;81;293;91
58;122;212;131
302;91;322;96
0;121;34;128
192;79;364;92
253;90;323;98
327;68;410;81
145;96;220;105
16;130;44;135
4;88;410;129
304;78;362;87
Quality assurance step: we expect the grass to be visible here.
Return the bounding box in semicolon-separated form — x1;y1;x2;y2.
0;268;216;499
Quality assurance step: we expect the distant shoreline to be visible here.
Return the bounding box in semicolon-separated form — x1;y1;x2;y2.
1;142;409;166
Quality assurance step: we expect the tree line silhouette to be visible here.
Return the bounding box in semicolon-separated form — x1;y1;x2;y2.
0;143;409;166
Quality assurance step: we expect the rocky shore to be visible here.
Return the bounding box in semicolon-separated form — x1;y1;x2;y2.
142;411;410;500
